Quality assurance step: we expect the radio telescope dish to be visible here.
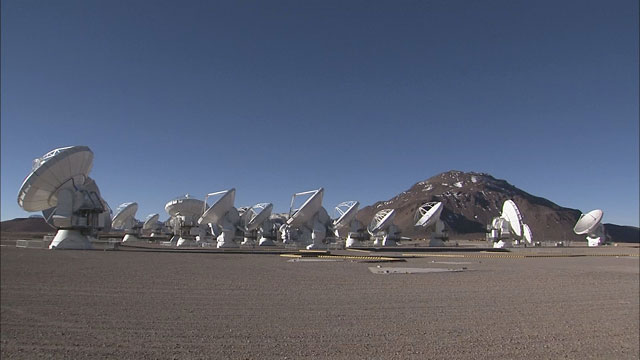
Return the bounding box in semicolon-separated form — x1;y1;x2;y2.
414;202;447;246
282;188;332;250
414;202;443;228
165;195;206;218
573;209;603;235
333;201;359;229
333;201;367;248
287;188;324;227
368;209;396;234
198;189;241;248
367;209;400;246
16;146;110;249
112;202;138;230
501;200;523;238
165;194;207;247
241;203;277;246
522;223;533;244
18;146;93;212
246;203;273;231
574;209;606;247
198;189;236;225
143;213;160;230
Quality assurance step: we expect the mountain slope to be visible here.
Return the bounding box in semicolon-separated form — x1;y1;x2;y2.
356;171;638;243
1;217;54;233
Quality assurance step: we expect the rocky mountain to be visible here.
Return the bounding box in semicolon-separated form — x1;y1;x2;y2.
1;217;54;233
603;224;640;244
356;171;638;243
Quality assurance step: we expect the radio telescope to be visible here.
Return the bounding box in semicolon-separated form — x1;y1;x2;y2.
368;208;401;246
281;188;332;250
574;209;607;247
165;194;207;247
240;203;278;246
142;213;162;237
17;146;112;249
414;201;448;246
333;201;367;248
487;200;532;248
112;202;141;242
198;189;241;248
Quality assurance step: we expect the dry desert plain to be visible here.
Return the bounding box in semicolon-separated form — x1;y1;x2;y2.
1;243;639;359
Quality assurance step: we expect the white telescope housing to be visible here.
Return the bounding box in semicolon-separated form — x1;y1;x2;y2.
17;146;111;249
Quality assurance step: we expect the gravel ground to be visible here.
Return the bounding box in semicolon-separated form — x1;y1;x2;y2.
1;246;638;359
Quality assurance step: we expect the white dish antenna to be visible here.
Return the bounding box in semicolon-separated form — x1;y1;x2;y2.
287;188;324;227
573;209;604;235
522;223;533;244
198;188;236;225
501;200;523;238
112;202;139;230
245;203;273;231
165;194;206;218
18;146;93;212
368;208;396;234
333;201;360;229
143;213;160;230
16;146;110;249
414;202;444;228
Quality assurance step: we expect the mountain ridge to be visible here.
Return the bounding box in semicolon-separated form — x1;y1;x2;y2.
356;170;638;243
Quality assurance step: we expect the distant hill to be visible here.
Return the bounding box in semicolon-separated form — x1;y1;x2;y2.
603;224;640;244
1;217;54;233
356;171;639;243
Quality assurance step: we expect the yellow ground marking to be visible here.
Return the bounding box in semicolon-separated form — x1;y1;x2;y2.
280;254;402;261
403;253;639;259
345;248;372;253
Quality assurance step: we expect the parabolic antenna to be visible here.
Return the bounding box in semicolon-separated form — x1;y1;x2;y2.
573;209;604;234
198;188;236;225
522;223;533;244
246;203;273;231
143;213;160;230
333;201;360;229
368;208;396;234
165;195;206;218
287;188;324;227
112;202;138;229
414;202;444;228
18;146;93;211
501;200;523;238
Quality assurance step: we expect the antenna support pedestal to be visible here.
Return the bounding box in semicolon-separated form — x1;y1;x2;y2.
122;234;139;243
49;229;93;250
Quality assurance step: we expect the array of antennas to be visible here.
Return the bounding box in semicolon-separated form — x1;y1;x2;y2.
16;146;610;250
486;200;533;248
111;202;164;242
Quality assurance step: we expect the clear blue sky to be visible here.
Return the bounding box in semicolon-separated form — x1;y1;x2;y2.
2;0;638;226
